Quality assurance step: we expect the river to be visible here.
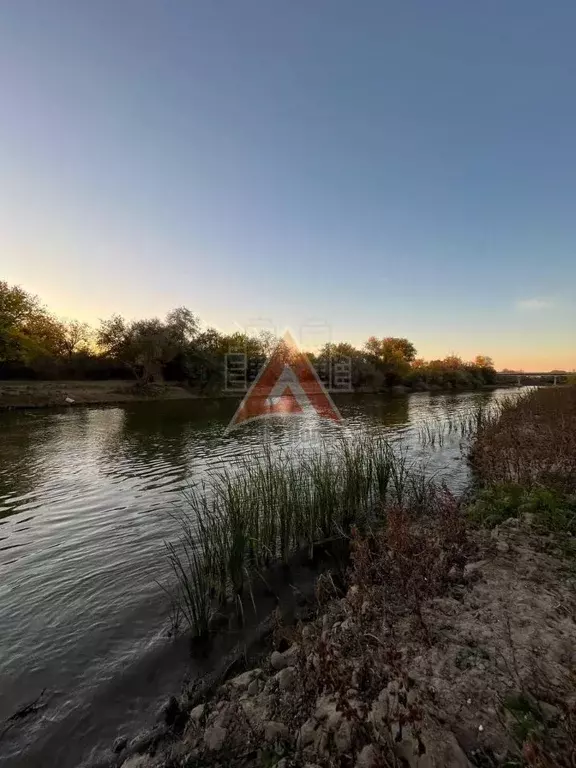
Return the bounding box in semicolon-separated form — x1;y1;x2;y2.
0;389;518;767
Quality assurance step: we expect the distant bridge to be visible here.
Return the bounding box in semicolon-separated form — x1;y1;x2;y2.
497;372;569;386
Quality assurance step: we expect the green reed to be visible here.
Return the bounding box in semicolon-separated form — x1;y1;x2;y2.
165;436;435;638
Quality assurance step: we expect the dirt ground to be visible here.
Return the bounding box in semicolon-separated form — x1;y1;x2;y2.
0;380;201;409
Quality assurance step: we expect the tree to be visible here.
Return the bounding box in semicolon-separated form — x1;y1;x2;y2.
0;281;43;362
97;315;129;359
383;337;417;363
474;355;495;369
165;307;199;345
58;319;92;357
443;355;464;369
0;281;70;363
20;313;67;358
319;342;359;359
0;281;41;326
256;330;279;357
97;308;201;383
364;337;417;365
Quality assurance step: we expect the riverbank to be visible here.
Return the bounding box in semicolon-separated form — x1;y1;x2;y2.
141;516;575;768
0;379;508;411
103;386;576;768
0;380;202;410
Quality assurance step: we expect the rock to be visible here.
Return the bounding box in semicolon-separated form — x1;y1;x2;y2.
229;668;262;690
464;560;487;579
275;666;295;690
240;693;270;727
299;718;318;747
113;735;127;753
448;565;461;582
496;540;510;553
127;726;166;756
316;729;330;757
283;643;300;665
122;757;155;768
315;695;343;731
355;744;379;767
189;703;205;722
440;733;472;767
156;695;179;725
271;650;287;670
368;699;388;734
407;689;418;706
394;724;420;765
334;719;353;753
168;742;189;761
213;703;234;729
263;720;290;742
276;761;288;768
247;679;260;695
203;724;227;751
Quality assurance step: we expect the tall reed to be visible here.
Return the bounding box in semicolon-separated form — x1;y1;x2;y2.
166;436;433;637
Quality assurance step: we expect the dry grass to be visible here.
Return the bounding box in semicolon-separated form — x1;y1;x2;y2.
470;387;576;492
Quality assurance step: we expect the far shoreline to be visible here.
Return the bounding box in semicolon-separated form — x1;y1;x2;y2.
0;379;516;412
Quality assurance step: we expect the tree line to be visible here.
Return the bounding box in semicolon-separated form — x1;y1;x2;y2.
0;281;497;391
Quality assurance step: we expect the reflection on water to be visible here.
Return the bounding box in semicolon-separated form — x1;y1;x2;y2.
0;389;517;766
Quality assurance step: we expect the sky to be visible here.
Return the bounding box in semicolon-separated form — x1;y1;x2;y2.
0;1;575;371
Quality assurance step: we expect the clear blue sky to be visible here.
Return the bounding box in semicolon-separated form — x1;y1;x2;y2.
1;1;574;370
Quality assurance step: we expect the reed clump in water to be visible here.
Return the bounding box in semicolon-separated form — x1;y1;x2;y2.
166;437;437;638
417;393;525;448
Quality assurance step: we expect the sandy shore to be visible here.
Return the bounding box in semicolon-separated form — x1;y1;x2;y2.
0;380;206;410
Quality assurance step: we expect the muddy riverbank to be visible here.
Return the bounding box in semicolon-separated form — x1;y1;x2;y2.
0;380;508;411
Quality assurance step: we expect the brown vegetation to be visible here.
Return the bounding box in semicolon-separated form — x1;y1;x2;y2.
470;387;576;491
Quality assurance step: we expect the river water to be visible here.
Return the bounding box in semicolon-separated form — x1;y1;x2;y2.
0;389;518;767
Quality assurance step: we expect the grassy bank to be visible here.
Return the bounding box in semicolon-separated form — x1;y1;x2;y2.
117;385;576;768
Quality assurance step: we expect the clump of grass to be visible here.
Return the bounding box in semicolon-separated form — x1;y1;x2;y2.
164;516;213;640
166;436;437;638
467;483;576;534
416;394;525;448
